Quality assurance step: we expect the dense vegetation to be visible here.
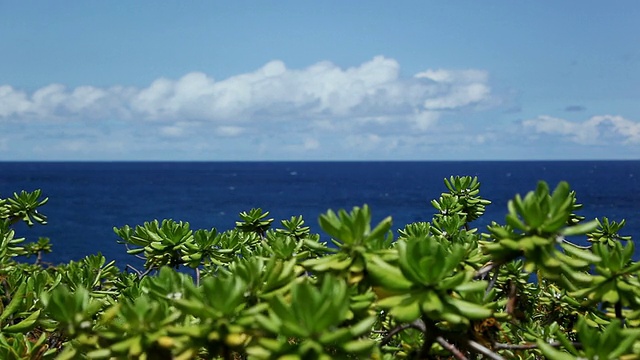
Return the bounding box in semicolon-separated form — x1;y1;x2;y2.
0;176;639;359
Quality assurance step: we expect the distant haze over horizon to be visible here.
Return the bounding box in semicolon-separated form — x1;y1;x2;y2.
1;2;638;161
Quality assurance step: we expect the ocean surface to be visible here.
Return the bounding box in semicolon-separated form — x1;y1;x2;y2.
1;161;638;266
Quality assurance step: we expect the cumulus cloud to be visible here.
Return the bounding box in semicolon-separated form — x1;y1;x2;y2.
0;56;492;132
522;115;640;144
0;84;136;121
416;69;490;110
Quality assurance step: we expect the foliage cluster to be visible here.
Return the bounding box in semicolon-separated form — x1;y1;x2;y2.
0;177;639;359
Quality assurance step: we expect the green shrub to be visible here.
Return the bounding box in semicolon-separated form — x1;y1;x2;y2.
0;176;638;359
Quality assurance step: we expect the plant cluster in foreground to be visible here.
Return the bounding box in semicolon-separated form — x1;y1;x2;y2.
0;177;639;359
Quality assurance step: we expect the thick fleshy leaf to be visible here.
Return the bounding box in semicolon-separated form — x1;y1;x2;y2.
448;298;492;320
561;220;599;237
365;255;413;293
387;298;421;323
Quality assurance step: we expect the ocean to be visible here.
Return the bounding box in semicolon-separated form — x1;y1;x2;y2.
1;161;638;266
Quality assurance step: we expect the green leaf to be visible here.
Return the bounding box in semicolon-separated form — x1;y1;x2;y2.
366;255;412;292
549;182;571;213
396;241;427;285
282;320;309;338
368;216;392;242
2;309;40;333
562;268;593;284
553;328;580;356
560;242;601;263
341;339;376;354
172;298;207;317
536;339;576;360
601;287;620;304
454;280;488;293
609;329;640;358
269;296;298;329
86;348;113;359
448;298;492;320
349;316;377;337
561;220;599;236
388;298;421;323
55;347;78;360
318;210;342;241
438;271;470;291
110;337;139;354
319;328;352;344
0;282;26;325
420;290;444;315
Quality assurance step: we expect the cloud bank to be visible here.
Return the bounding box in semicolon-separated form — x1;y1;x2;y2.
2;56;637;160
0;56;491;133
523;115;640;144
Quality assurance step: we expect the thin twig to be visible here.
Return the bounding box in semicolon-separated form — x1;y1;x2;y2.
475;261;500;280
436;336;468;360
380;323;412;346
380;320;426;346
126;264;142;276
467;340;504;360
413;319;427;332
494;341;582;350
485;267;500;300
140;268;153;278
123;243;146;260
126;264;153;279
506;280;519;319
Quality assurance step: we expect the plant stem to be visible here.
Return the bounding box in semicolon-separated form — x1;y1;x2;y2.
615;301;625;326
436;336;468;360
475;261;501;280
380;320;425;346
35;250;42;266
418;317;437;359
485;268;500;300
467;340;504;360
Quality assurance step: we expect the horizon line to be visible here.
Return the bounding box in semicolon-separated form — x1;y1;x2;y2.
1;159;639;163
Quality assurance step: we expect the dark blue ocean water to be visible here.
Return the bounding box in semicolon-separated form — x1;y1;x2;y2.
1;161;638;266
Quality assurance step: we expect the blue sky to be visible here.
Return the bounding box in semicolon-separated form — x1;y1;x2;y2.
1;1;638;160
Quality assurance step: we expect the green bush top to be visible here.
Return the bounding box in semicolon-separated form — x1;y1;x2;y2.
0;176;638;359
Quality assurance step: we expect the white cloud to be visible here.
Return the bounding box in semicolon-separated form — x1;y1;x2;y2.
0;57;501;159
523;115;640;144
303;138;320;150
0;56;492;132
416;69;488;84
345;133;388;151
160;125;186;138
0;85;31;117
416;69;490;110
414;111;440;131
215;126;244;137
0;84;134;120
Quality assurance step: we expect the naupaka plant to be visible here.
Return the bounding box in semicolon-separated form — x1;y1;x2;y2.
0;175;639;359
